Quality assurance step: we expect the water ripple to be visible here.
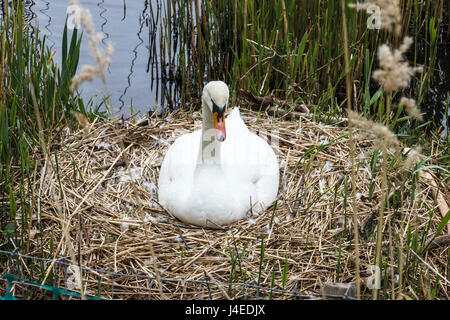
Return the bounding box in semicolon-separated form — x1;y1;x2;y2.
39;0;54;49
118;3;146;112
97;0;110;46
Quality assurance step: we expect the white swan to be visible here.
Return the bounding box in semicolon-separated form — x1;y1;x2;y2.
158;81;279;226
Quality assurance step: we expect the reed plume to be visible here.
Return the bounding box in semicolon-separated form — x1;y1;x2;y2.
349;110;400;149
398;97;423;121
372;37;423;94
69;0;114;92
403;146;424;171
349;0;402;35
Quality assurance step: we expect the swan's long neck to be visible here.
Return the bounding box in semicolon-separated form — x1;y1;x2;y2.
198;99;222;165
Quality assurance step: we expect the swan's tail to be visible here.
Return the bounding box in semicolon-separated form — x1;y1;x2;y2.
226;107;247;132
229;106;241;118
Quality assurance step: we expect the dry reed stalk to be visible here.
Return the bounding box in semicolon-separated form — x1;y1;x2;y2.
0;0;7;105
40;143;131;294
194;0;202;70
341;0;360;300
281;0;291;68
397;233;403;299
233;0;238;50
243;0;248;64
374;116;389;301
14;108;447;300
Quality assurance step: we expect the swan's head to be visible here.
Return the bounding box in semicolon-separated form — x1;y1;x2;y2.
202;81;229;142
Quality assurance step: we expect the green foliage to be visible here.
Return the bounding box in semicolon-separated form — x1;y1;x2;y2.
163;0;442;117
0;2;84;251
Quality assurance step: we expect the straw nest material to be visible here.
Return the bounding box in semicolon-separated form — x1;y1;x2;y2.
22;108;449;299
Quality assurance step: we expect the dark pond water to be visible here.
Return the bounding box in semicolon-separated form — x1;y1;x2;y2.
23;1;450;134
423;33;450;136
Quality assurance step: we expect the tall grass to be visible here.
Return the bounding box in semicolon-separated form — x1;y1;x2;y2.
150;0;445;121
0;1;86;258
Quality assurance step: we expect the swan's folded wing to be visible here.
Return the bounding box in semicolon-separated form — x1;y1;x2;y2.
253;134;280;210
158;131;200;204
223;129;280;212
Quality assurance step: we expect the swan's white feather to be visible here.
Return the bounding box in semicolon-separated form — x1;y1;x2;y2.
158;104;279;226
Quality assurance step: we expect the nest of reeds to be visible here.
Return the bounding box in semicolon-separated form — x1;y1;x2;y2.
21;108;449;300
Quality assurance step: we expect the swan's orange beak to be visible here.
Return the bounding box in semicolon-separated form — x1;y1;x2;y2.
213;111;226;142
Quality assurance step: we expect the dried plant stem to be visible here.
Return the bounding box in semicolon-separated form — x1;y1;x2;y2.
131;186;165;299
143;220;165;299
373;94;391;300
62;211;86;300
194;0;202;74
409;249;450;286
41;144;132;287
30;80;86;299
281;0;290;68
0;0;6;105
388;221;395;299
341;0;360;300
385;94;392;127
20;107;446;300
397;235;403;299
374;144;387;300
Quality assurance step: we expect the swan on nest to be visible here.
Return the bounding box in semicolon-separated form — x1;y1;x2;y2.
158;81;279;226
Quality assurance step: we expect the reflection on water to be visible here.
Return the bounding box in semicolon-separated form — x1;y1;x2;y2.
98;0;110;46
32;1;55;49
26;0;178;116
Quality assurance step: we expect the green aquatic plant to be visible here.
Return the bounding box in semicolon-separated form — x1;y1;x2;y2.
0;0;84;259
